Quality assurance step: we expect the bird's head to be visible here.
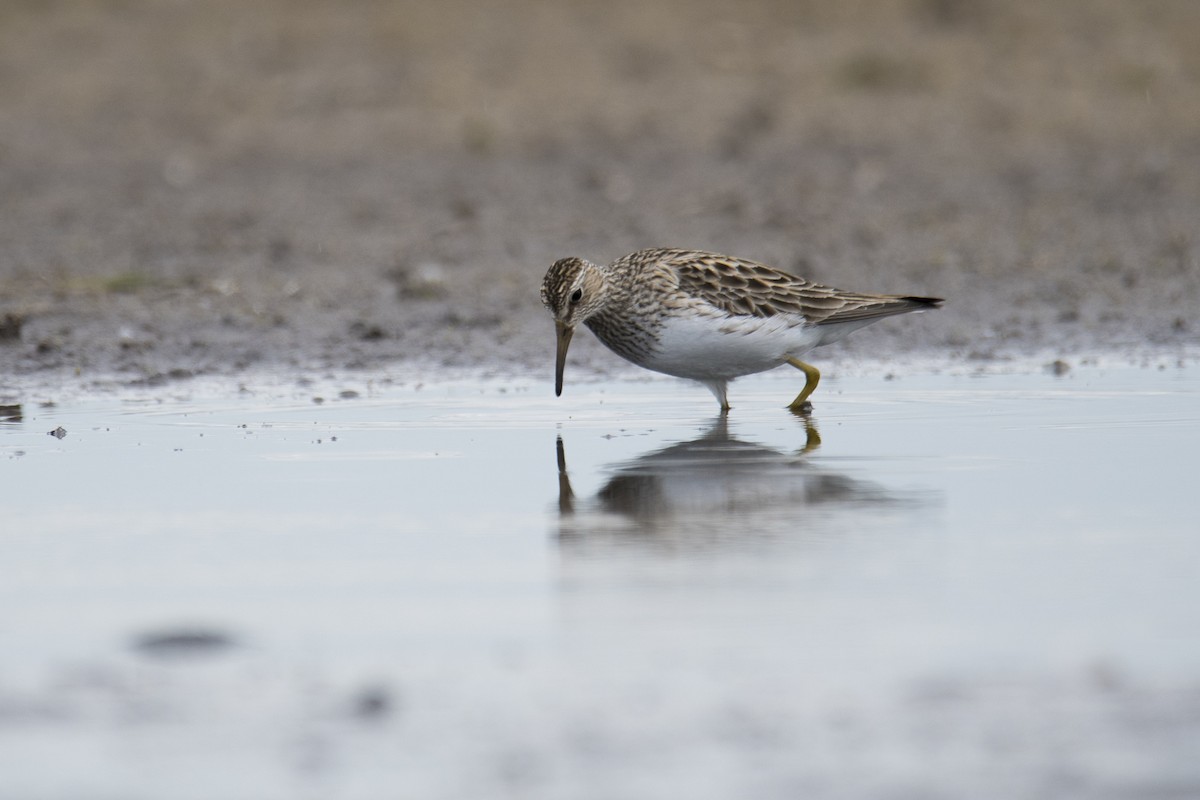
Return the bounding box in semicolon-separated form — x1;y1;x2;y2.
540;257;608;397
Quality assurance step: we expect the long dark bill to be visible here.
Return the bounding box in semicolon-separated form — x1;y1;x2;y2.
554;321;574;397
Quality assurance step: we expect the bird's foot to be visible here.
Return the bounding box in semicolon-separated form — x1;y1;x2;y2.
787;400;813;417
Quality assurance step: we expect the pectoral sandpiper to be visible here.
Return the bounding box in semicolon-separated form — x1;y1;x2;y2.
540;248;942;413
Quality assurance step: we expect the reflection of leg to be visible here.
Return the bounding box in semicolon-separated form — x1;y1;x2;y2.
799;416;822;455
555;436;574;515
785;357;821;413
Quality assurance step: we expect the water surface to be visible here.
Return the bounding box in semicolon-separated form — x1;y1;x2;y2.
2;364;1198;799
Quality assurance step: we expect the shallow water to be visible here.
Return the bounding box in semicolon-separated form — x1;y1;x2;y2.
2;364;1199;799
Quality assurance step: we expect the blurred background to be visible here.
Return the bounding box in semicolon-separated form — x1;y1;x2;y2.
1;0;1197;384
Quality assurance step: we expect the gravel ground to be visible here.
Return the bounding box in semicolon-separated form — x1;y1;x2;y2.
1;0;1198;393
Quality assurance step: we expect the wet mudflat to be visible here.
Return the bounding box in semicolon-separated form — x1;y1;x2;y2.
1;362;1198;799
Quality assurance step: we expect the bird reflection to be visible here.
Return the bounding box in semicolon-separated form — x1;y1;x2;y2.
555;416;914;544
0;405;22;424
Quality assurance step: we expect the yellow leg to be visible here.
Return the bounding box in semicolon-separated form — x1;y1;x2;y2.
785;357;821;413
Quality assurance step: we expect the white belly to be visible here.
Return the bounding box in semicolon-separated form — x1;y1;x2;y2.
640;312;823;381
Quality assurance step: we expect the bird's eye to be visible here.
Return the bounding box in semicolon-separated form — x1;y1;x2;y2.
569;288;583;305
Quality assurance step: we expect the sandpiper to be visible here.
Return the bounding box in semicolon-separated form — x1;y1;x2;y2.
540;248;942;412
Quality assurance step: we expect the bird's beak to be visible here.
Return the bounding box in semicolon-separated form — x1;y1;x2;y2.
554;321;574;397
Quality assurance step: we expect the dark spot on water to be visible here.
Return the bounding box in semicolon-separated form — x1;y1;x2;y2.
352;685;395;720
1048;359;1071;376
48;426;67;439
131;628;238;658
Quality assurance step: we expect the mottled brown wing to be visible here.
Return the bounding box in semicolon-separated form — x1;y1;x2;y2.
663;250;941;325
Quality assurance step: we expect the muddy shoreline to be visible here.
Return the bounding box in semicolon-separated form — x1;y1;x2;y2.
2;2;1197;394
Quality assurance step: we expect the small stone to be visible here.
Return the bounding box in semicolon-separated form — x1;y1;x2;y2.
349;321;387;341
0;313;23;342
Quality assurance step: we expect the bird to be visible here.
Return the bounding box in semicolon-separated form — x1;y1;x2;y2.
540;248;943;413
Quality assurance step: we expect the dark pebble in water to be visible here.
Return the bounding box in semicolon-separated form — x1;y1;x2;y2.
1047;359;1071;376
132;629;238;657
353;686;394;719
